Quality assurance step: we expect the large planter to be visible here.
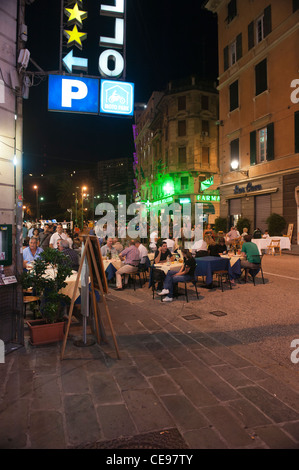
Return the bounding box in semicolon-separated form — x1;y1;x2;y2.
26;319;65;346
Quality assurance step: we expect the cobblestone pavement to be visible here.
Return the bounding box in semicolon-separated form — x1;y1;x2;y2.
0;254;299;450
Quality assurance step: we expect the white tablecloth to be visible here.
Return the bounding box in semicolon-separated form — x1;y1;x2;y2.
252;237;291;254
153;261;182;275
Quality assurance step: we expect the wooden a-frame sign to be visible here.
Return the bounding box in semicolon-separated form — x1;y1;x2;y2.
61;235;120;360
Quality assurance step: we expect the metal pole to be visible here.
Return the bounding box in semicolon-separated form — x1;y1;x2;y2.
81;191;84;230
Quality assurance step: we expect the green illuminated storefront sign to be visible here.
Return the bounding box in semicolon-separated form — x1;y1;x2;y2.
196;194;220;202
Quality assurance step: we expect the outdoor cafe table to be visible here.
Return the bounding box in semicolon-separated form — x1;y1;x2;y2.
252;236;291;254
103;256;151;281
149;257;242;288
148;261;183;288
195;256;241;286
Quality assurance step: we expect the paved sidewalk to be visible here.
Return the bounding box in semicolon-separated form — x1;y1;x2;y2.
1;277;299;449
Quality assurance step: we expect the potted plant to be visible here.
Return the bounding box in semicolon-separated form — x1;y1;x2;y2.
21;248;73;345
214;217;228;234
266;213;287;236
236;217;251;235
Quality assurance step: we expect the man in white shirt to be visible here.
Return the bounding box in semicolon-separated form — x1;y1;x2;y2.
49;223;68;249
135;240;148;263
191;239;208;256
163;236;175;252
149;231;158;252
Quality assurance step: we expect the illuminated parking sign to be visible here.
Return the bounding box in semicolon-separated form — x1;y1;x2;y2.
100;79;134;116
48;75;99;114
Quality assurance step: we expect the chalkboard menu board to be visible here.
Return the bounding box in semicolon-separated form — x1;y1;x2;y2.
83;235;108;294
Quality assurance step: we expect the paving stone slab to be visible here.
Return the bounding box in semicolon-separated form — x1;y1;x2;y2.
183;427;228;449
29;410;66;449
96;403;137;440
200;405;256;448
186;360;241;402
64;394;102;445
161;395;208;431
253;424;298;449
89;372;123;404
122;388;174;433
239;386;299;423
168;367;219;407
0;398;29;449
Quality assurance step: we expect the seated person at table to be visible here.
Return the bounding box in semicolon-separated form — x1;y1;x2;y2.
203;224;215;240
112;237;123;253
225;226;240;247
135;239;148;264
206;236;219;257
163;235;176;252
240;235;261;281
115;241;140;290
262;230;270;238
23;237;43;269
241;227;248;240
58;239;79;271
191;238;208;257
158;250;197;302
101;237;117;258
215;237;227;255
154;242;174;264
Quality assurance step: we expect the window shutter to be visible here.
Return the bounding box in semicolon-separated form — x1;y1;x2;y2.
230;138;239;163
263;5;272;37
295;111;299;154
255;59;267;95
224;46;229;71
248;21;254;50
267;122;274;161
236;33;242;60
229;80;239;111
250;131;256;165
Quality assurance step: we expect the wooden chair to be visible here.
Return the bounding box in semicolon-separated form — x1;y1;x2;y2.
242;254;265;286
267;239;281;255
181;279;199;303
213;270;232;291
23;295;40;319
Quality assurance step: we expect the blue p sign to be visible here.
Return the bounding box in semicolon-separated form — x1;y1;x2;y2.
48;75;99;114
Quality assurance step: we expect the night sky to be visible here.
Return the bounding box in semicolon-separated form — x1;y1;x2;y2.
23;0;218;174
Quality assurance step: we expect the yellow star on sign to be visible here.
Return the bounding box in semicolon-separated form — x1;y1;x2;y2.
65;3;88;28
64;24;87;50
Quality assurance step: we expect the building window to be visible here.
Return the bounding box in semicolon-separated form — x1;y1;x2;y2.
201;95;209;110
178;120;186;137
250;123;274;165
248;6;272;50
178;147;187;165
202;120;209;136
226;0;237;23
229;80;239;111
256;15;264;44
258;128;267;162
230;138;239;169
181;176;189;190
255;58;267;95
224;33;242;71
178;96;186;111
202;147;210;165
230;40;237;66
